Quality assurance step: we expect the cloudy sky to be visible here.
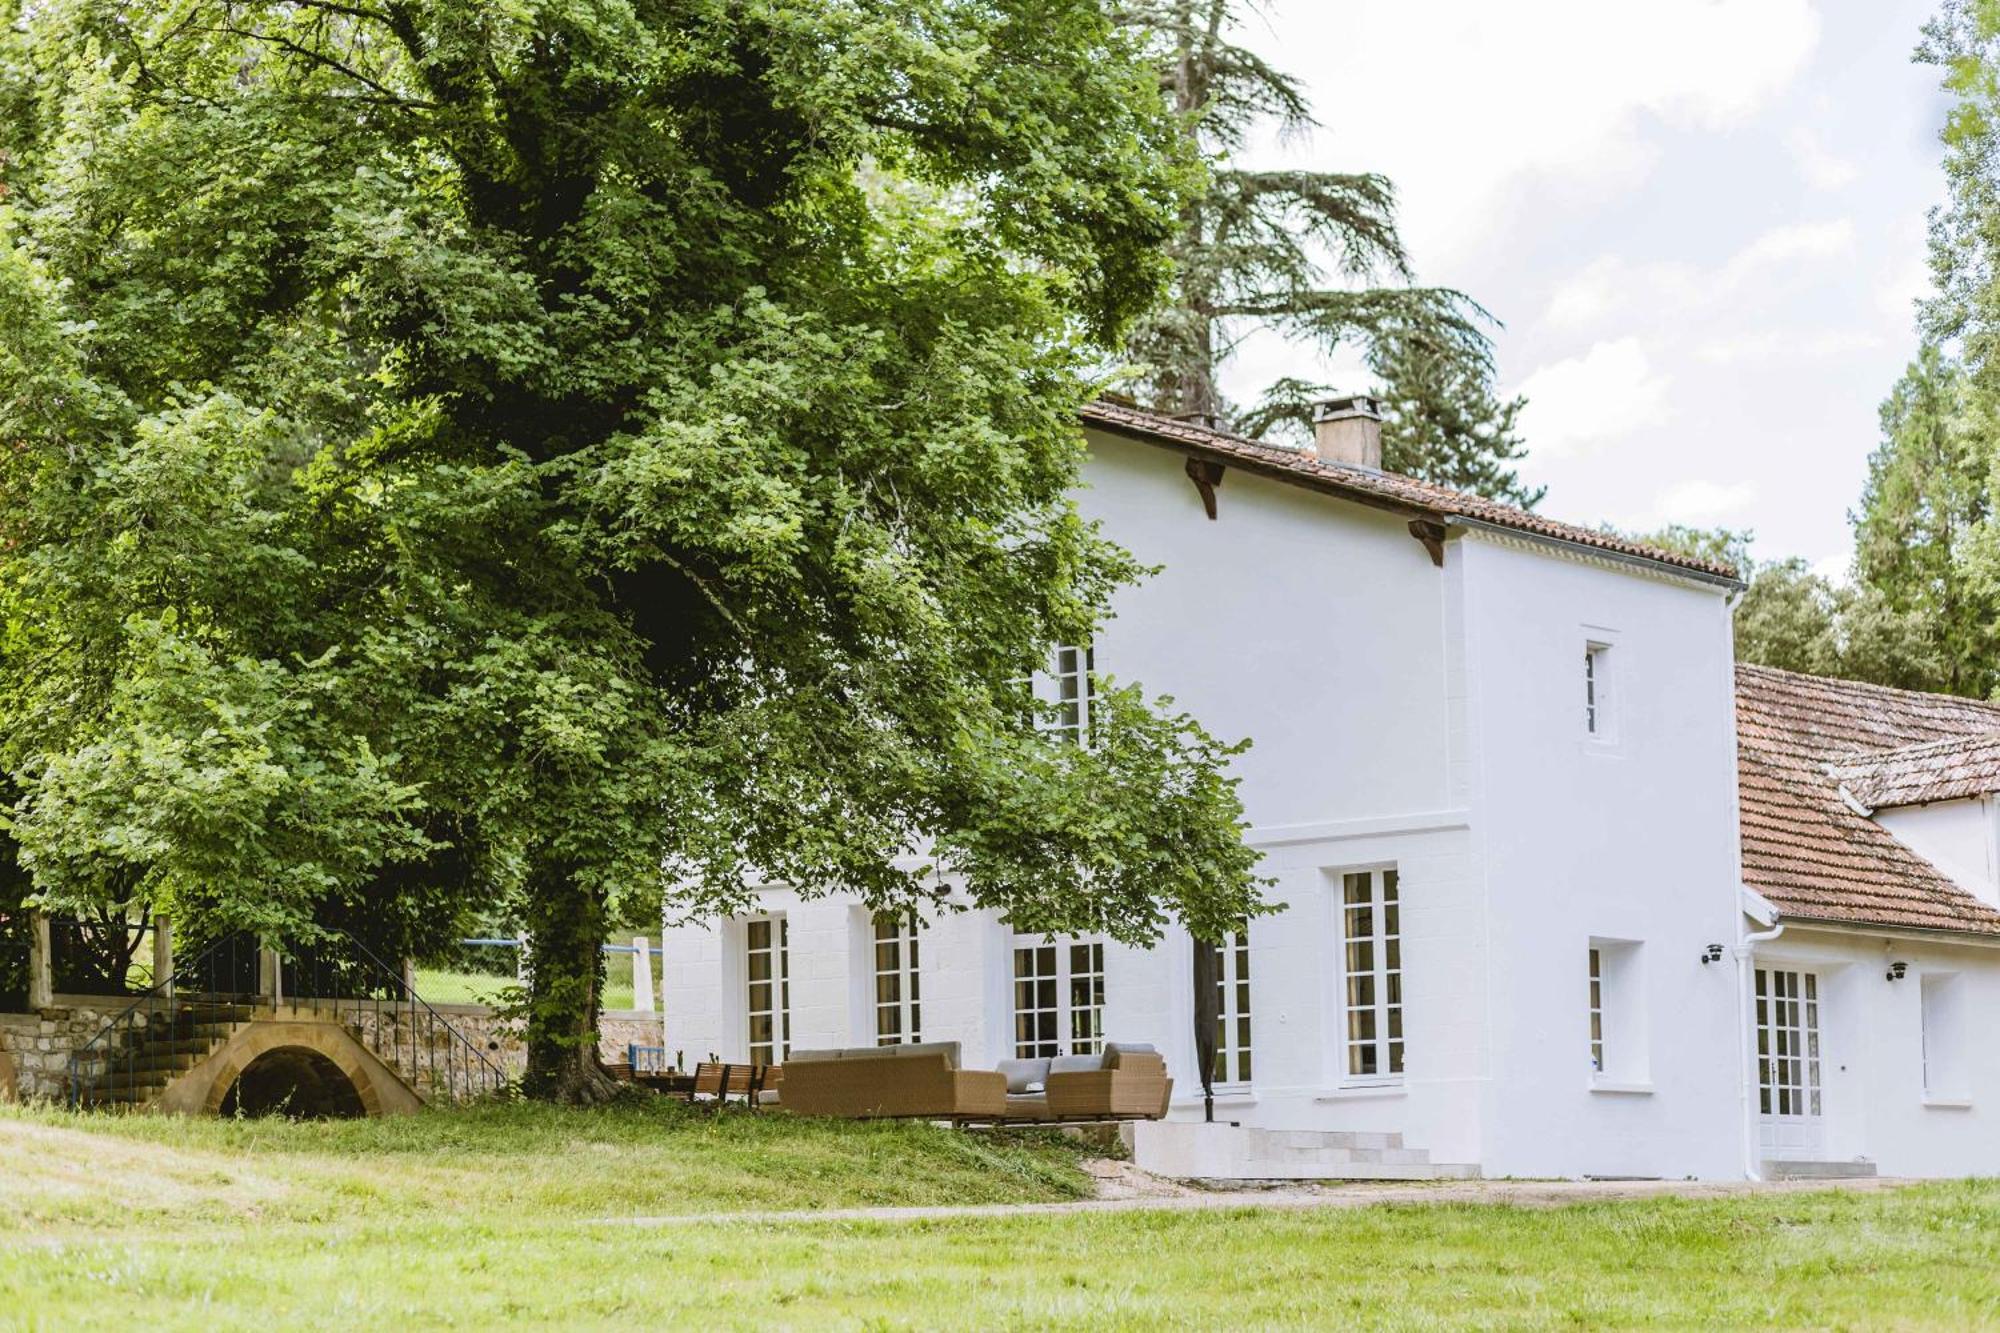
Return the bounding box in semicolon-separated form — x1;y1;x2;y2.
1222;0;1949;574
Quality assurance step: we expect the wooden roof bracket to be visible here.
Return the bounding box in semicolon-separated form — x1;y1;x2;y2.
1408;518;1448;567
1185;456;1225;520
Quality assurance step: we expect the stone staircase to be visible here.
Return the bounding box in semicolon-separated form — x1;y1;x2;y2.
1131;1121;1479;1181
1761;1158;1878;1181
71;1000;257;1108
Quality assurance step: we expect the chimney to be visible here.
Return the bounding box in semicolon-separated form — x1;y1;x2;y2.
1313;394;1384;470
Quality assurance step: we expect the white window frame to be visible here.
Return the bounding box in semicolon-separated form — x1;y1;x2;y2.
1010;933;1105;1058
1049;644;1095;746
1921;971;1968;1104
1584;641;1613;740
1588;946;1605;1074
1755;967;1821;1119
1338;868;1403;1085
744;915;790;1064
872;912;921;1046
1211;930;1253;1087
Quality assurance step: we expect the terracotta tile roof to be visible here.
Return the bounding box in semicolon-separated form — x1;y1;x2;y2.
1828;733;2000;810
1079;399;1741;582
1735;663;2000;937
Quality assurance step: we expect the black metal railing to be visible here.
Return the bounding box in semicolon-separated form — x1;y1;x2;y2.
0;913;30;1012
48;916;155;997
67;930;511;1111
277;934;511;1106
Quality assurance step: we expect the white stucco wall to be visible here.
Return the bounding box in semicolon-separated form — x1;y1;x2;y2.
1750;926;2000;1177
1453;533;1744;1179
1875;798;2000;909
660;429;1752;1178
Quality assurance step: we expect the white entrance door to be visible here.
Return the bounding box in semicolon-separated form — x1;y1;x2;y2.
1756;967;1826;1160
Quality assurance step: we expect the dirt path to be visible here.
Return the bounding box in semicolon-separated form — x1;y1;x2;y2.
603;1171;1910;1227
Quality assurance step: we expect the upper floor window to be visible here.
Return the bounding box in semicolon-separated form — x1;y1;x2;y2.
1584;642;1612;739
872;912;921;1046
1052;644;1095;745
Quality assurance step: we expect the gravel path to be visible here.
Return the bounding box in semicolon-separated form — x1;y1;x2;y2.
601;1172;1909;1228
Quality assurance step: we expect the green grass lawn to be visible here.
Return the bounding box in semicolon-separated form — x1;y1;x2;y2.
4;1102;1999;1329
411;965;637;1011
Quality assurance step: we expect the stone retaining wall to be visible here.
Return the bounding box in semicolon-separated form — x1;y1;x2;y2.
0;998;666;1104
0;996;139;1102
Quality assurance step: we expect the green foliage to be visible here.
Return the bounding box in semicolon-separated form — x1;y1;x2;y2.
1119;0;1529;507
0;0;1266;1095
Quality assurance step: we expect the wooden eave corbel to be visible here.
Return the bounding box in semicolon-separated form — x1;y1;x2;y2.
1184;456;1225;519
1408;518;1448;568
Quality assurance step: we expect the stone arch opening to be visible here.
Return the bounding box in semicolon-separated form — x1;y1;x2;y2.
220;1045;368;1119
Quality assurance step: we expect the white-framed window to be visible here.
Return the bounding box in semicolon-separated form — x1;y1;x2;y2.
1584;642;1612;738
1011;934;1105;1058
1339;868;1402;1082
1921;972;1967;1101
1588;946;1605;1073
872;912;921;1046
1212;931;1253;1086
1051;644;1095;745
1587;938;1648;1085
745;915;789;1064
1755;967;1821;1118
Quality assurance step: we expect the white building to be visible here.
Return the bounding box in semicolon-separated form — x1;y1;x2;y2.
660;398;2000;1180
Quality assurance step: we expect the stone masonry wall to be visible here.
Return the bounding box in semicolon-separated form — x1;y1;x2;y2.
0;999;666;1105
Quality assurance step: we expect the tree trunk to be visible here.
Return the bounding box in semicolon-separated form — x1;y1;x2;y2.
520;865;623;1104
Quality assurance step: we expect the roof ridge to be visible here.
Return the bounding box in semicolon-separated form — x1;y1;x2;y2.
1078;399;1739;582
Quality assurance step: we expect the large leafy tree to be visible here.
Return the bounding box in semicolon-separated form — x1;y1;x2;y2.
1851;346;1997;697
1119;0;1515;494
0;0;1264;1099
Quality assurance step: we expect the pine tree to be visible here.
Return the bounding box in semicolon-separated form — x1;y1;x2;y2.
1121;0;1494;455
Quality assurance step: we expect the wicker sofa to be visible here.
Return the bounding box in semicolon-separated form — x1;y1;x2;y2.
775;1041;1006;1121
1000;1042;1172;1122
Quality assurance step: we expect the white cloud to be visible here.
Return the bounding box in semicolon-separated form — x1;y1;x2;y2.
1513;338;1672;458
1655;479;1759;525
1693;328;1883;363
1543;221;1854;334
1242;1;1823;263
1789;127;1859;189
1723;219;1856;280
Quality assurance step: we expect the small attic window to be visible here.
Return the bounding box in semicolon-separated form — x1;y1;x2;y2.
1585;643;1611;738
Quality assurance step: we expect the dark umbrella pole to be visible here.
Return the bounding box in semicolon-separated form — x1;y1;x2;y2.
1191;934;1219;1123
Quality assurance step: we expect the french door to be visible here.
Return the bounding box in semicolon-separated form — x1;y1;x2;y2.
1755;967;1825;1159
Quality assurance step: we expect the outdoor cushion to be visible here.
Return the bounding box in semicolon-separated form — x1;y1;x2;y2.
997;1057;1051;1093
886;1040;962;1068
1103;1042;1157;1070
1049;1053;1104;1074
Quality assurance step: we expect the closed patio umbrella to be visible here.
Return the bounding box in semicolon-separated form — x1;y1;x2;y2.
1191;934;1218;1123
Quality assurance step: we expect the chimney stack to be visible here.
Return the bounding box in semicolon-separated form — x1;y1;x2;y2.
1312;394;1384;470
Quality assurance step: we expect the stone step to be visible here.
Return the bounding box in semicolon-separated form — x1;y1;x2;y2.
1231;1160;1481;1182
1762;1159;1878;1180
1131;1121;1477;1182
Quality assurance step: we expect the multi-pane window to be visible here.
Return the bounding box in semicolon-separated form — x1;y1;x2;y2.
745;916;790;1064
1052;644;1095;745
1011;934;1105;1058
872;913;921;1046
1755;967;1821;1117
1585;643;1610;737
1588;947;1604;1073
1212;931;1253;1086
1340;869;1403;1080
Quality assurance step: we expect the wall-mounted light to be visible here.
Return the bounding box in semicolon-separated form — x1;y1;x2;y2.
1700;943;1725;965
1886;960;1908;982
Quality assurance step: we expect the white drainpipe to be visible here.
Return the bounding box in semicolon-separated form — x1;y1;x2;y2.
1734;918;1787;1180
